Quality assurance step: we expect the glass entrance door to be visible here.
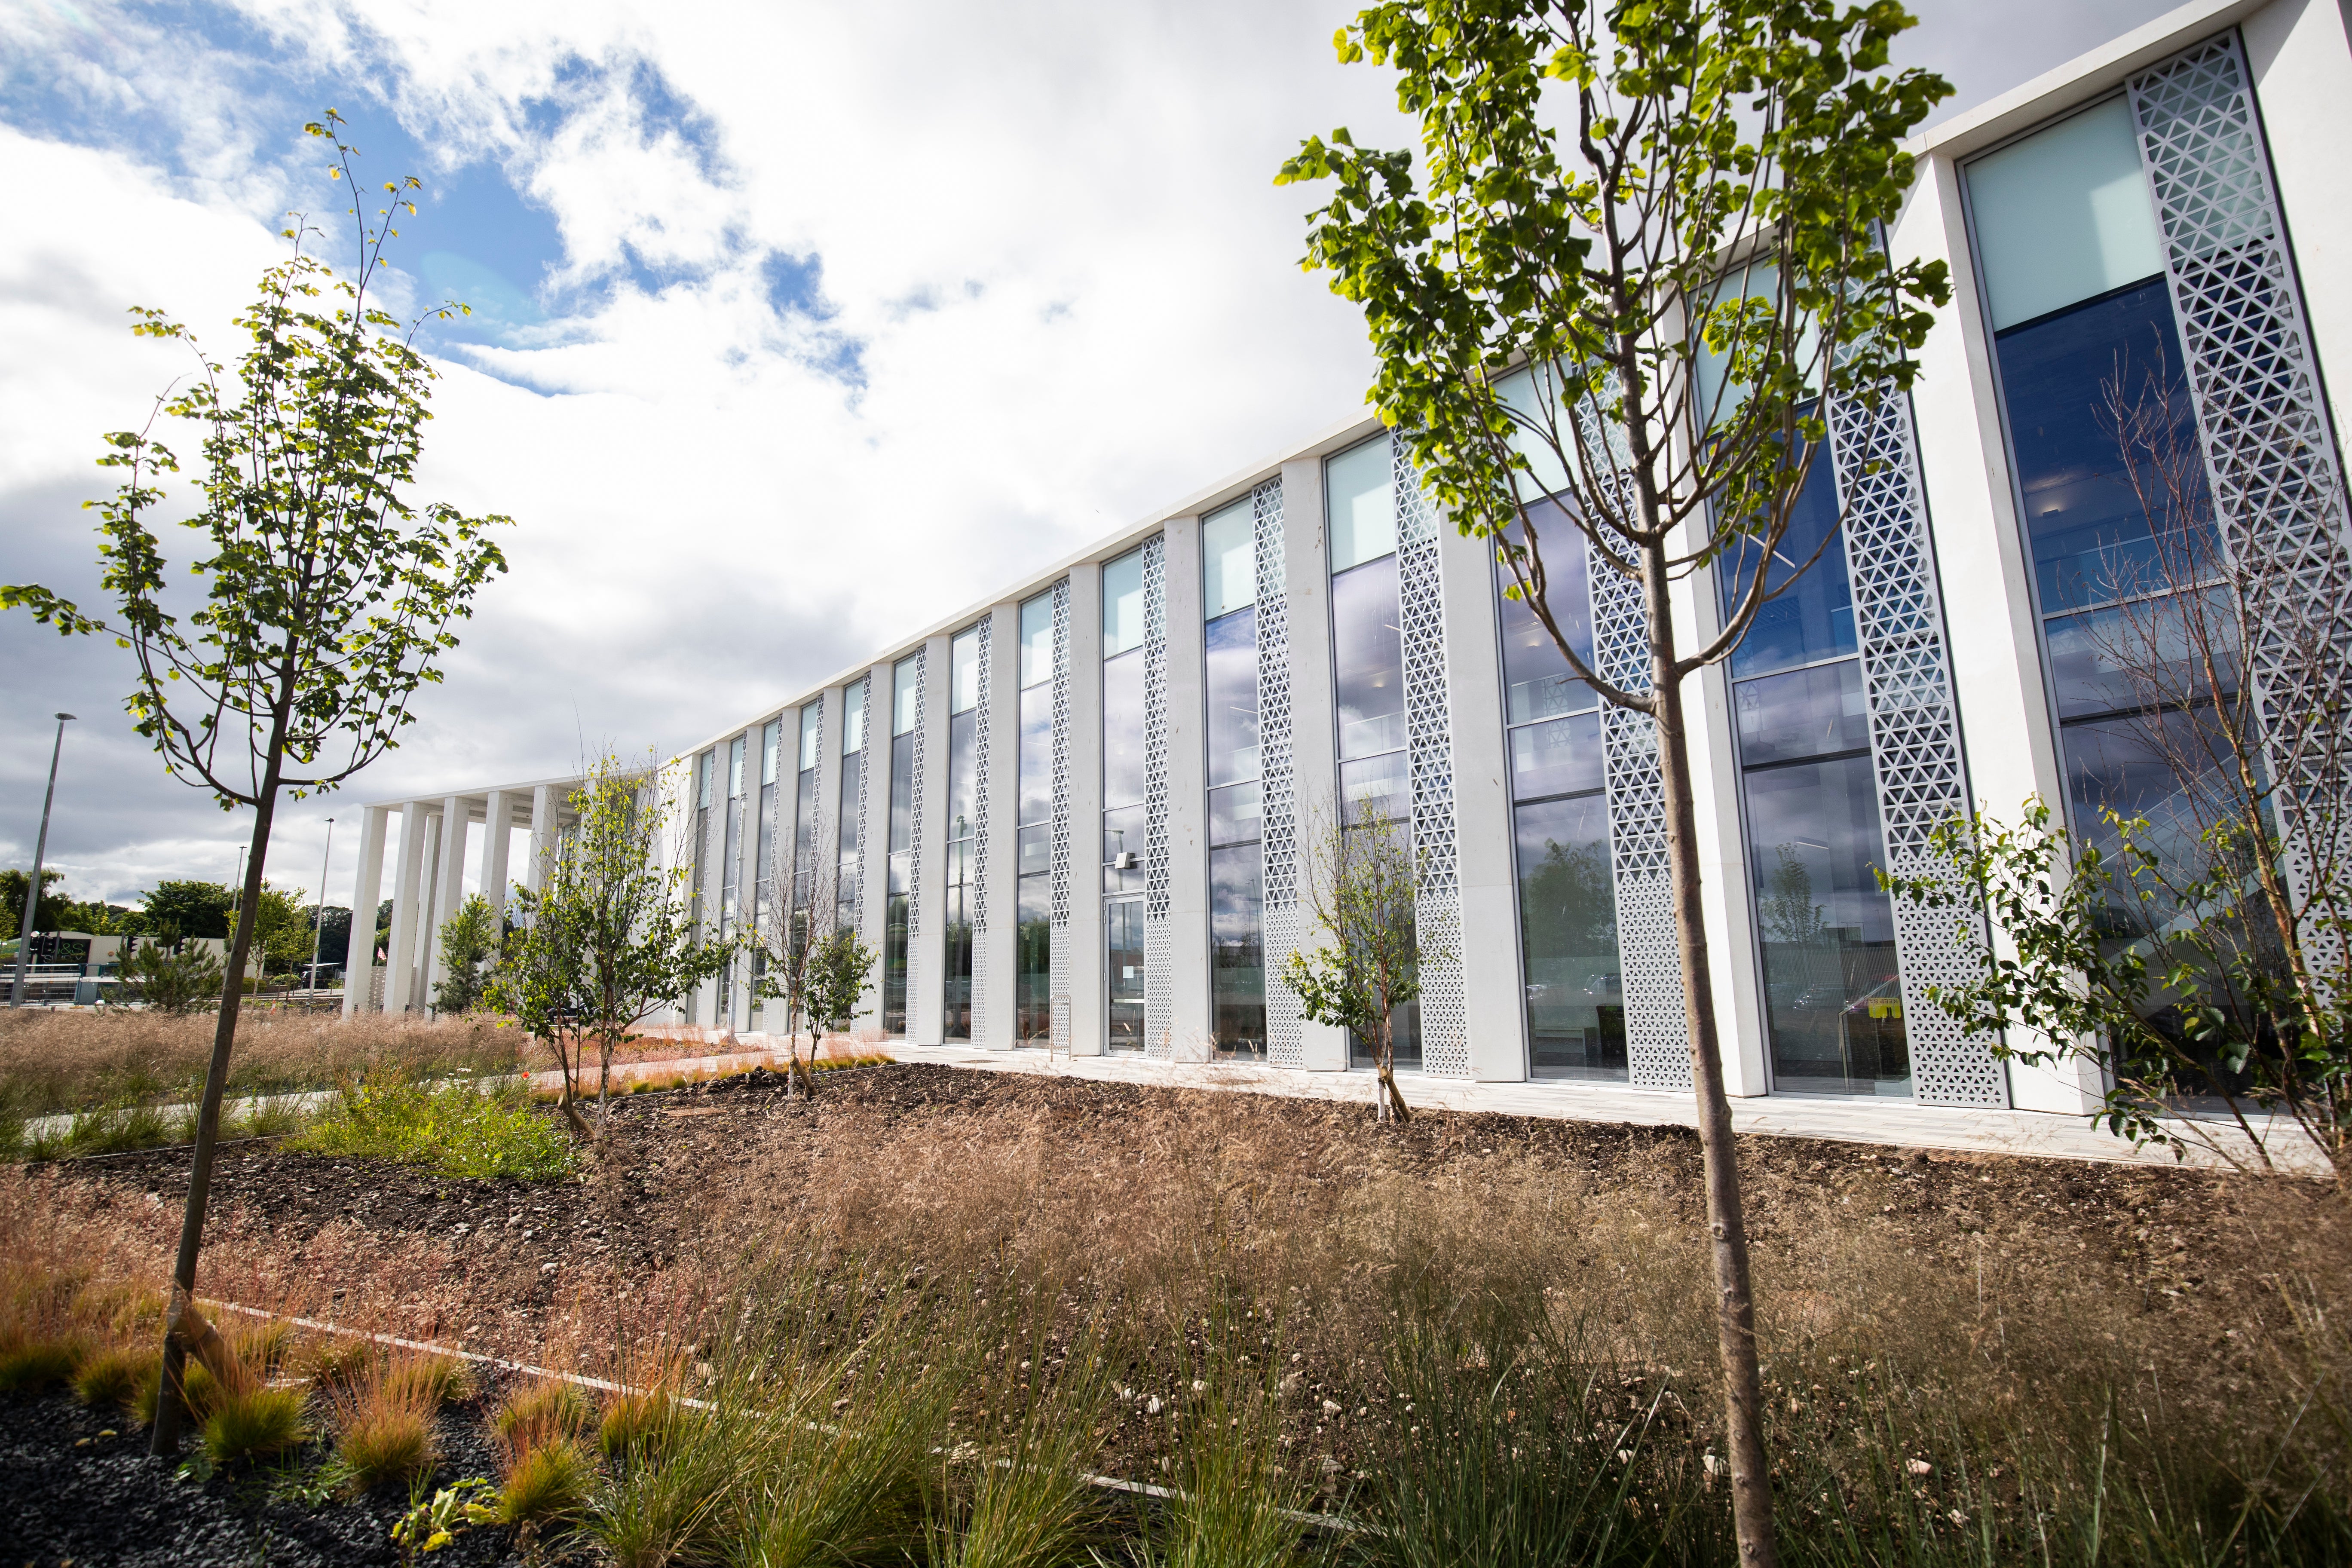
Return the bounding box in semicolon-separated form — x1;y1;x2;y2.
1106;897;1145;1051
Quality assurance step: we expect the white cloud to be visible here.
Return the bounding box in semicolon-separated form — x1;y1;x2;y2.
0;0;2182;912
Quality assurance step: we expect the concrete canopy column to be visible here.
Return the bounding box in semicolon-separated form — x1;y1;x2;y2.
343;805;389;1016
1280;453;1348;1071
479;790;512;923
423;794;469;1012
1434;514;1527;1081
979;605;1020;1050
1160;514;1215;1061
383;802;428;1014
526;784;557;897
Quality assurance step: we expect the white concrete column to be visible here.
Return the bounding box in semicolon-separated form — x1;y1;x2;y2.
1435;515;1528;1081
980;605;1020;1050
1280;453;1348;1071
2248;0;2352;441
383;802;429;1014
812;686;847;1034
525;784;557;897
1160;514;1216;1061
913;632;953;1045
423;794;470;1011
343;805;390;1016
479;790;512;923
1065;564;1106;1055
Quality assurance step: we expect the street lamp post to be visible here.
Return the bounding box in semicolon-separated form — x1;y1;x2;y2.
9;713;77;1008
307;818;334;994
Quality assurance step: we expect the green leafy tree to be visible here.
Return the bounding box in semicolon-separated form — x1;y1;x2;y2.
1275;4;1952;1556
0;113;509;1456
1283;799;1429;1123
486;750;732;1129
119;938;227;1014
139;879;237;941
0;870;73;939
431;892;499;1015
807;924;879;1047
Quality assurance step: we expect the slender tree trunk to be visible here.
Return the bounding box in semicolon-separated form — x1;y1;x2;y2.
150;774;281;1456
1647;551;1777;1568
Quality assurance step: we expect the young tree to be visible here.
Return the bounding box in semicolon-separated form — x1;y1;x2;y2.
1277;5;1951;1558
1889;369;2352;1182
807;924;879;1054
0;870;71;940
751;844;850;1096
431;892;499;1015
1283;799;1426;1122
1;113;510;1455
486;751;732;1125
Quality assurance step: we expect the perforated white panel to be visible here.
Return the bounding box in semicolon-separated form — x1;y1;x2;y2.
1392;436;1470;1079
971;619;993;1041
1829;377;2007;1108
2130;33;2352;988
904;649;928;1026
1252;480;1305;1068
1141;536;1174;1058
1047;579;1074;1053
850;673;872;939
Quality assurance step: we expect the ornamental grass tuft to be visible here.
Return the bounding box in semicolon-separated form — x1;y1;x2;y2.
201;1383;309;1464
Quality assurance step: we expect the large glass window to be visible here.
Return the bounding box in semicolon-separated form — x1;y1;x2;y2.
1017;592;1055;1044
753;718;781;1027
719;735;746;1023
793;703;821;916
1496;518;1624;1080
1326;438;1419;1070
839;679;866;930
692;748;714;1023
1204;497;1264;1054
1721;462;1908;1095
1103;547;1148;1050
1972;101;2235;1086
882;657;919;1038
943;627;981;1042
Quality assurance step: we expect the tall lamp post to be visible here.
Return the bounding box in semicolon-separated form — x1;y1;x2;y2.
306;818;334;994
9;712;77;1008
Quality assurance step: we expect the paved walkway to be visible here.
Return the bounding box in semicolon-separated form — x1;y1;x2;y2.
877;1042;2334;1176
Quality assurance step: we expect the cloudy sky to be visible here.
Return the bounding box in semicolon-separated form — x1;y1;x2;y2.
2;0;2181;917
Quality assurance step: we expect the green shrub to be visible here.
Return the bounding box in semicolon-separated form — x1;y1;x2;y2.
202;1384;309;1463
72;1343;148;1410
0;1334;87;1392
294;1072;576;1181
500;1437;593;1526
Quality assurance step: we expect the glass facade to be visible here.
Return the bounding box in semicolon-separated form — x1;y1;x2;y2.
1326;437;1419;1070
1973;95;2235;1080
883;656;919;1037
943;627;980;1041
1017;592;1054;1044
793;703;821;916
1721;445;1909;1096
718;735;745;1023
1203;498;1264;1055
1103;547;1147;1050
753;718;780;1027
839;678;866;931
1495;512;1624;1079
692;749;713;1024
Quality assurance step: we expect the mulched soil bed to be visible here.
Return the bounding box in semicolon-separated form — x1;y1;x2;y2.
1;1381;544;1568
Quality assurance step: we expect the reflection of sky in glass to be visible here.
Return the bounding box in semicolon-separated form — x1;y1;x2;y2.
1326;438;1398;571
950;628;982;714
1020;594;1056;688
1734;661;1868;766
1995;279;2211;614
1332;556;1405;761
2045;590;2239;719
1205;607;1259;787
1718;445;1856;680
1202;500;1256;619
1018;684;1051;827
1510;712;1605;804
1496;506;1595;724
1102;550;1146;655
1102;648;1144;810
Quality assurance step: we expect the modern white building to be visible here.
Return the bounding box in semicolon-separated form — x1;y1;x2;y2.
350;0;2352;1127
